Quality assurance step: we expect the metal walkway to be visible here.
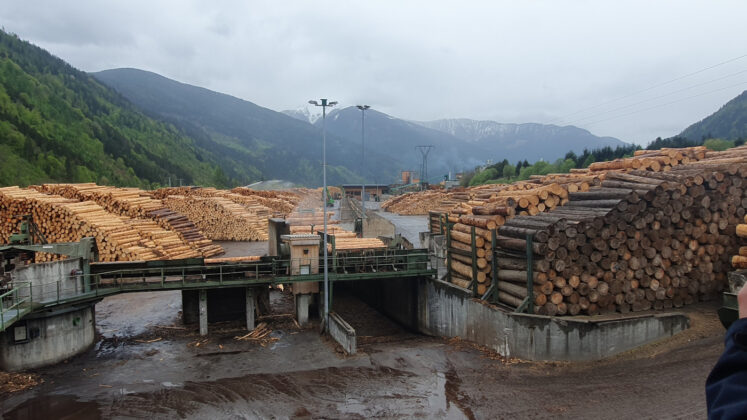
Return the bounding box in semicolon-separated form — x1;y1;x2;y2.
0;249;434;332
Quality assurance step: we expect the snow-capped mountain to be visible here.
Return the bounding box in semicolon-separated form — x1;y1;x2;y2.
416;119;624;146
281;105;335;124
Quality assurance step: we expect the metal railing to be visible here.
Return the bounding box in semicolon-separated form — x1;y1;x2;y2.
5;250;434;317
0;282;32;332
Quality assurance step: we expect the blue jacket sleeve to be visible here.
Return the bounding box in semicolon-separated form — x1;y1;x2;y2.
707;317;747;419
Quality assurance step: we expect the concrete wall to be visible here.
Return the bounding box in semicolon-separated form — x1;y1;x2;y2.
338;196;396;239
352;276;690;361
362;212;396;239
328;312;356;355
12;258;84;305
417;279;690;361
0;304;95;371
338;197;358;223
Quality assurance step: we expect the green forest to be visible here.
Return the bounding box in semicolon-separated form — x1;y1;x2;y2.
0;31;224;188
461;138;744;187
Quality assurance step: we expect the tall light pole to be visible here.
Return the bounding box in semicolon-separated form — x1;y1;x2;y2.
308;98;337;331
356;105;370;224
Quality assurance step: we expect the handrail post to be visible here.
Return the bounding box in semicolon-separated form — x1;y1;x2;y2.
445;222;452;283
491;228;498;303
470;226;478;296
526;233;534;314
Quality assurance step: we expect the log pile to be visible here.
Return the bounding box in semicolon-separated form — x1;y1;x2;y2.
734;215;747;269
587;146;707;172
205;255;261;264
230;187;300;215
329;237;387;252
284;210;338;227
381;190;450;215
162;195;269;241
153;187;273;218
386;146;712;218
489;146;747;315
0;187;201;261
33;183;163;217
33;184;224;258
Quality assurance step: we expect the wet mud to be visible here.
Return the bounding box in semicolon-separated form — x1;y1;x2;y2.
0;290;723;419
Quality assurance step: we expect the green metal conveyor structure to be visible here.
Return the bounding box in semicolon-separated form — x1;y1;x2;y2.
0;249;434;332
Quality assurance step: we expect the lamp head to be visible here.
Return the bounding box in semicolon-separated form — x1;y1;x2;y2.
328;101;338;107
356;105;370;111
308;100;319;106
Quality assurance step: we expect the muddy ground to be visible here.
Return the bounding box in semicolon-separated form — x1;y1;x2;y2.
0;284;724;419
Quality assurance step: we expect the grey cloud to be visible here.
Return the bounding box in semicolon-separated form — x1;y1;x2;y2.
2;0;746;145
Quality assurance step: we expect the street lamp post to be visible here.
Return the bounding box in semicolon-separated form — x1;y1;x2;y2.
356;105;370;225
308;98;337;331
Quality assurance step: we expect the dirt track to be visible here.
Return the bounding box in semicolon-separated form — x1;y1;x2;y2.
0;291;724;419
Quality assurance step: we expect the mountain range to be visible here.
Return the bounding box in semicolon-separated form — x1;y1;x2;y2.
5;29;743;189
94;67;629;185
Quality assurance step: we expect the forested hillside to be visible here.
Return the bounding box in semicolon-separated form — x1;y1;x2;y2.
93;68;381;186
679;90;747;141
0;31;221;187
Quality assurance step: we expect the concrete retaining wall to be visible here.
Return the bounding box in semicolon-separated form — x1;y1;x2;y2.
417;279;690;361
0;304;95;371
352;276;690;361
12;258;84;304
362;212;396;239
328;312;356;354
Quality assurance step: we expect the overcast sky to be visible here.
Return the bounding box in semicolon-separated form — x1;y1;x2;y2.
3;1;746;144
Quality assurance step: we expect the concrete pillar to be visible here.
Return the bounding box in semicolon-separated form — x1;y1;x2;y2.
296;293;311;326
246;288;255;331
199;289;208;336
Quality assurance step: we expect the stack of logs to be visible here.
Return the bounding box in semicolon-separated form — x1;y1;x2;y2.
162;195;269;241
489;149;747;315
284;210;338;228
328;237;387;252
231;187;300;215
732;216;747;268
381;190;449;215
33;184;223;257
586;146;707;172
444;181;596;295
289;224;386;252
0;187;201;261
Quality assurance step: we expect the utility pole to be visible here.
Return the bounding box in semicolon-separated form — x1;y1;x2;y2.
416;145;434;190
308;98;337;331
356;105;370;223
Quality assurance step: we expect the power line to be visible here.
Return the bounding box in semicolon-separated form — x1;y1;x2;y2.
564;69;747;126
547;53;747;125
582;80;747;128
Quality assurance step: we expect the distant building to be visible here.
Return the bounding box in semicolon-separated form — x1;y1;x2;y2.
400;170;418;185
342;184;391;201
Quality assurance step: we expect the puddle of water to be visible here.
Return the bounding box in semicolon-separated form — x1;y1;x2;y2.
427;371;474;420
3;394;101;420
161;381;183;388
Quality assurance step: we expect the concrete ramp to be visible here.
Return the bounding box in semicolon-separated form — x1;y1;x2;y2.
327;312;357;355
